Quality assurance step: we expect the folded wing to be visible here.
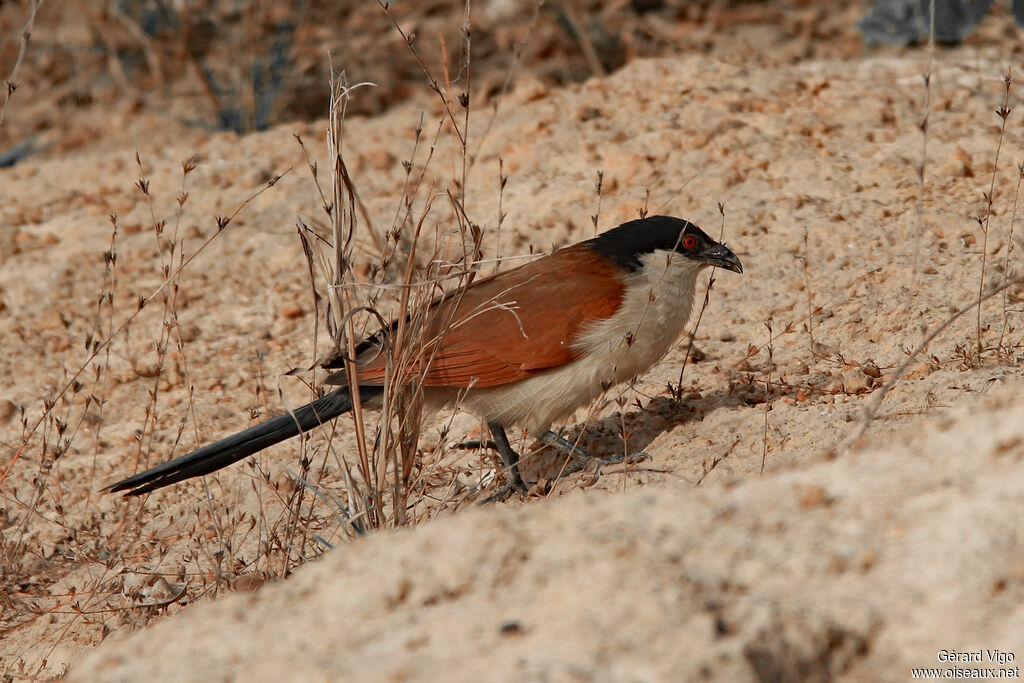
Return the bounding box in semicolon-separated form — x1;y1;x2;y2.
340;244;626;388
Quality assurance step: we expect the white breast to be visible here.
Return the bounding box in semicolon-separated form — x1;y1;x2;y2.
443;250;705;433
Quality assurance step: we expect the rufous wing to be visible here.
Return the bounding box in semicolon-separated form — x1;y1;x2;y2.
348;243;626;388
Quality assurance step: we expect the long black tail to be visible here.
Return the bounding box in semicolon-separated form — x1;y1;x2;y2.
106;386;382;496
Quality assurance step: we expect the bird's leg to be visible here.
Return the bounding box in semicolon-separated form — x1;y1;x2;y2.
479;423;531;503
538;430;651;476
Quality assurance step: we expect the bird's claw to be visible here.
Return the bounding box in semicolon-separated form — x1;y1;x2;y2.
622;450;652;465
480;472;533;504
562;450;651;477
596;450;652;466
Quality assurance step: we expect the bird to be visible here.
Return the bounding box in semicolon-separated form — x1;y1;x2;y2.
106;215;742;499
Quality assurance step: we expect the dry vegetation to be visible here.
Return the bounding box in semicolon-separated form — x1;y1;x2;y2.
3;1;1024;679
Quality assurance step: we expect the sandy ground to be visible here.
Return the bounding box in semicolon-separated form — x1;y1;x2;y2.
71;387;1024;681
3;5;1024;682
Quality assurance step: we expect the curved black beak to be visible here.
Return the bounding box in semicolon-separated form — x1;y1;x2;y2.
700;242;743;274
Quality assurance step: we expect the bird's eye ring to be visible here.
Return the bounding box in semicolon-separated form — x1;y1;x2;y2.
682;235;697;250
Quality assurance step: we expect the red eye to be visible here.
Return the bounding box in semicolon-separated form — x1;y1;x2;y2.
683;235;697;250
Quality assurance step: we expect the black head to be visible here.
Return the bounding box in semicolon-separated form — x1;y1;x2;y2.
587;215;743;274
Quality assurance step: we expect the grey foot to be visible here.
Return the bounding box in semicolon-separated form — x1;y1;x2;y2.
538;430;651;476
561;450;652;476
479;474;533;504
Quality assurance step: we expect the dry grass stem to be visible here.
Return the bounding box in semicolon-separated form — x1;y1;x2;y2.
761;320;774;475
674;202;727;398
0;0;43;131
997;163;1024;351
976;69;1013;354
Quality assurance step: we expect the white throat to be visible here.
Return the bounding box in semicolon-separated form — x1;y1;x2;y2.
571;249;704;383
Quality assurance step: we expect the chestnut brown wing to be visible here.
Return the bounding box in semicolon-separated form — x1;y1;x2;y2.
351;244;626;388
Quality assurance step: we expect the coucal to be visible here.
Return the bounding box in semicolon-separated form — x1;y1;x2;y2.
107;215;742;498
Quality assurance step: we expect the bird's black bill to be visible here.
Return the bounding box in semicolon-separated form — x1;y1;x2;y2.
700;243;743;274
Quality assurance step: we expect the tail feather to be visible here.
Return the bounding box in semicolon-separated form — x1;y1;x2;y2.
106;386;380;496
